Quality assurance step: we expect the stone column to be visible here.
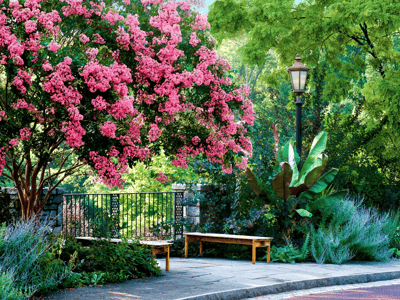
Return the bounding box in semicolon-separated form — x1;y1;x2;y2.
171;184;207;234
40;188;65;235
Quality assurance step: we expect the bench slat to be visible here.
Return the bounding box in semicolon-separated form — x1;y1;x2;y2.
184;232;273;241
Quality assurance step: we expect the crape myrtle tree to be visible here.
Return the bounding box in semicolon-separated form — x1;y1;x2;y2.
0;0;255;220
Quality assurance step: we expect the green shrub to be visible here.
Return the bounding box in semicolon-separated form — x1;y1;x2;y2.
59;235;162;287
0;216;72;298
263;234;310;263
303;195;397;264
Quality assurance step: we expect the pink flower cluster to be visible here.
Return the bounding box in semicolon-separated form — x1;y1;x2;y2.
0;146;6;176
148;124;162;142
155;172;171;183
19;127;32;141
0;110;6;121
189;32;201;47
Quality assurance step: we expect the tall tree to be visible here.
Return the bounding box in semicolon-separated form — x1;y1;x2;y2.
209;0;400;184
0;0;254;219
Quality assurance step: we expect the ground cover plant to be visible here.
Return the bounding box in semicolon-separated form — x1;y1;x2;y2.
0;0;254;220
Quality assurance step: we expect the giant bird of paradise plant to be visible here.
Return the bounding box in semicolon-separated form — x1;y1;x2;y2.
247;131;346;218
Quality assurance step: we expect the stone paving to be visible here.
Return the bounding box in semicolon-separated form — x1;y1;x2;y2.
42;257;400;300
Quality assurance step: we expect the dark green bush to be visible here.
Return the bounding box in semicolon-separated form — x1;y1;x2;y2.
59;235;162;288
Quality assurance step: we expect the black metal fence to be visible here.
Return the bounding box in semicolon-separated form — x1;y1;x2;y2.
63;192;184;240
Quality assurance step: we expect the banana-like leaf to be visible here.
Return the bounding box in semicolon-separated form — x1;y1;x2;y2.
293;131;327;186
272;162;293;200
246;168;262;197
287;142;299;187
303;154;329;189
277;141;290;163
307;168;338;194
306;190;347;212
289;183;310;197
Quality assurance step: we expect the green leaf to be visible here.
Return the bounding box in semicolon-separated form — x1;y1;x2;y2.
264;213;276;220
295;209;313;218
272;162;293;200
295;131;327;186
288;141;299;186
246;168;263;197
303;154;329;188
277;140;290;163
306;190;347;212
307;168;338;194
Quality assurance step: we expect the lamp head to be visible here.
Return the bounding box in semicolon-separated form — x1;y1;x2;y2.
287;54;310;95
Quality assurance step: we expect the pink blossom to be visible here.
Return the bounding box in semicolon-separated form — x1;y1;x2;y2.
92;33;105;44
48;40;61;52
191;136;201;145
79;34;90;44
123;0;130;4
141;0;164;6
104;10;124;26
189;32;200;47
42;62;53;71
86;48;98;60
20;127;32;141
9;138;19;147
235;158;248;169
155;172;171;183
0;110;6;121
24;20;37;34
100;121;117;138
91;96;108;111
148;124;162;142
222;163;233;174
191;14;210;31
0;147;6;176
0;54;7;65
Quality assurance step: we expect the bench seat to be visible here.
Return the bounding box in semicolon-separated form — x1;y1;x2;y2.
184;233;273;264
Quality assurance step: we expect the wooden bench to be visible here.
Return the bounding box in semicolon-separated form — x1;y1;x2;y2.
184;233;273;264
75;237;173;271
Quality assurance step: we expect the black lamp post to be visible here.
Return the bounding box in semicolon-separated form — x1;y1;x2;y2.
287;54;310;161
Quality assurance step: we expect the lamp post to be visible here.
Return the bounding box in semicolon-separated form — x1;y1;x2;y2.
287;54;310;162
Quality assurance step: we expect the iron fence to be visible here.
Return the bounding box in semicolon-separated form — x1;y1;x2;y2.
63;192;184;240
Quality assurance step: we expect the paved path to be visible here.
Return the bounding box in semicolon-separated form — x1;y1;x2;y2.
41;257;400;300
244;280;400;299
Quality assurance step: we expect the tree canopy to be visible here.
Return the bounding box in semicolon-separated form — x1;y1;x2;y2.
0;0;254;219
209;0;400;186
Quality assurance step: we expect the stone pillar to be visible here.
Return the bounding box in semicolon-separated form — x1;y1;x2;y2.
40;188;65;235
171;184;208;234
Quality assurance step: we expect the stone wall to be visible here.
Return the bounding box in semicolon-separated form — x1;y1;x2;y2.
0;187;64;234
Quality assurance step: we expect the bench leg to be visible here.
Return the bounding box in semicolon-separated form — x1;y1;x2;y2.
199;241;203;256
252;241;256;264
151;249;155;261
166;246;170;271
184;236;189;258
267;244;271;263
